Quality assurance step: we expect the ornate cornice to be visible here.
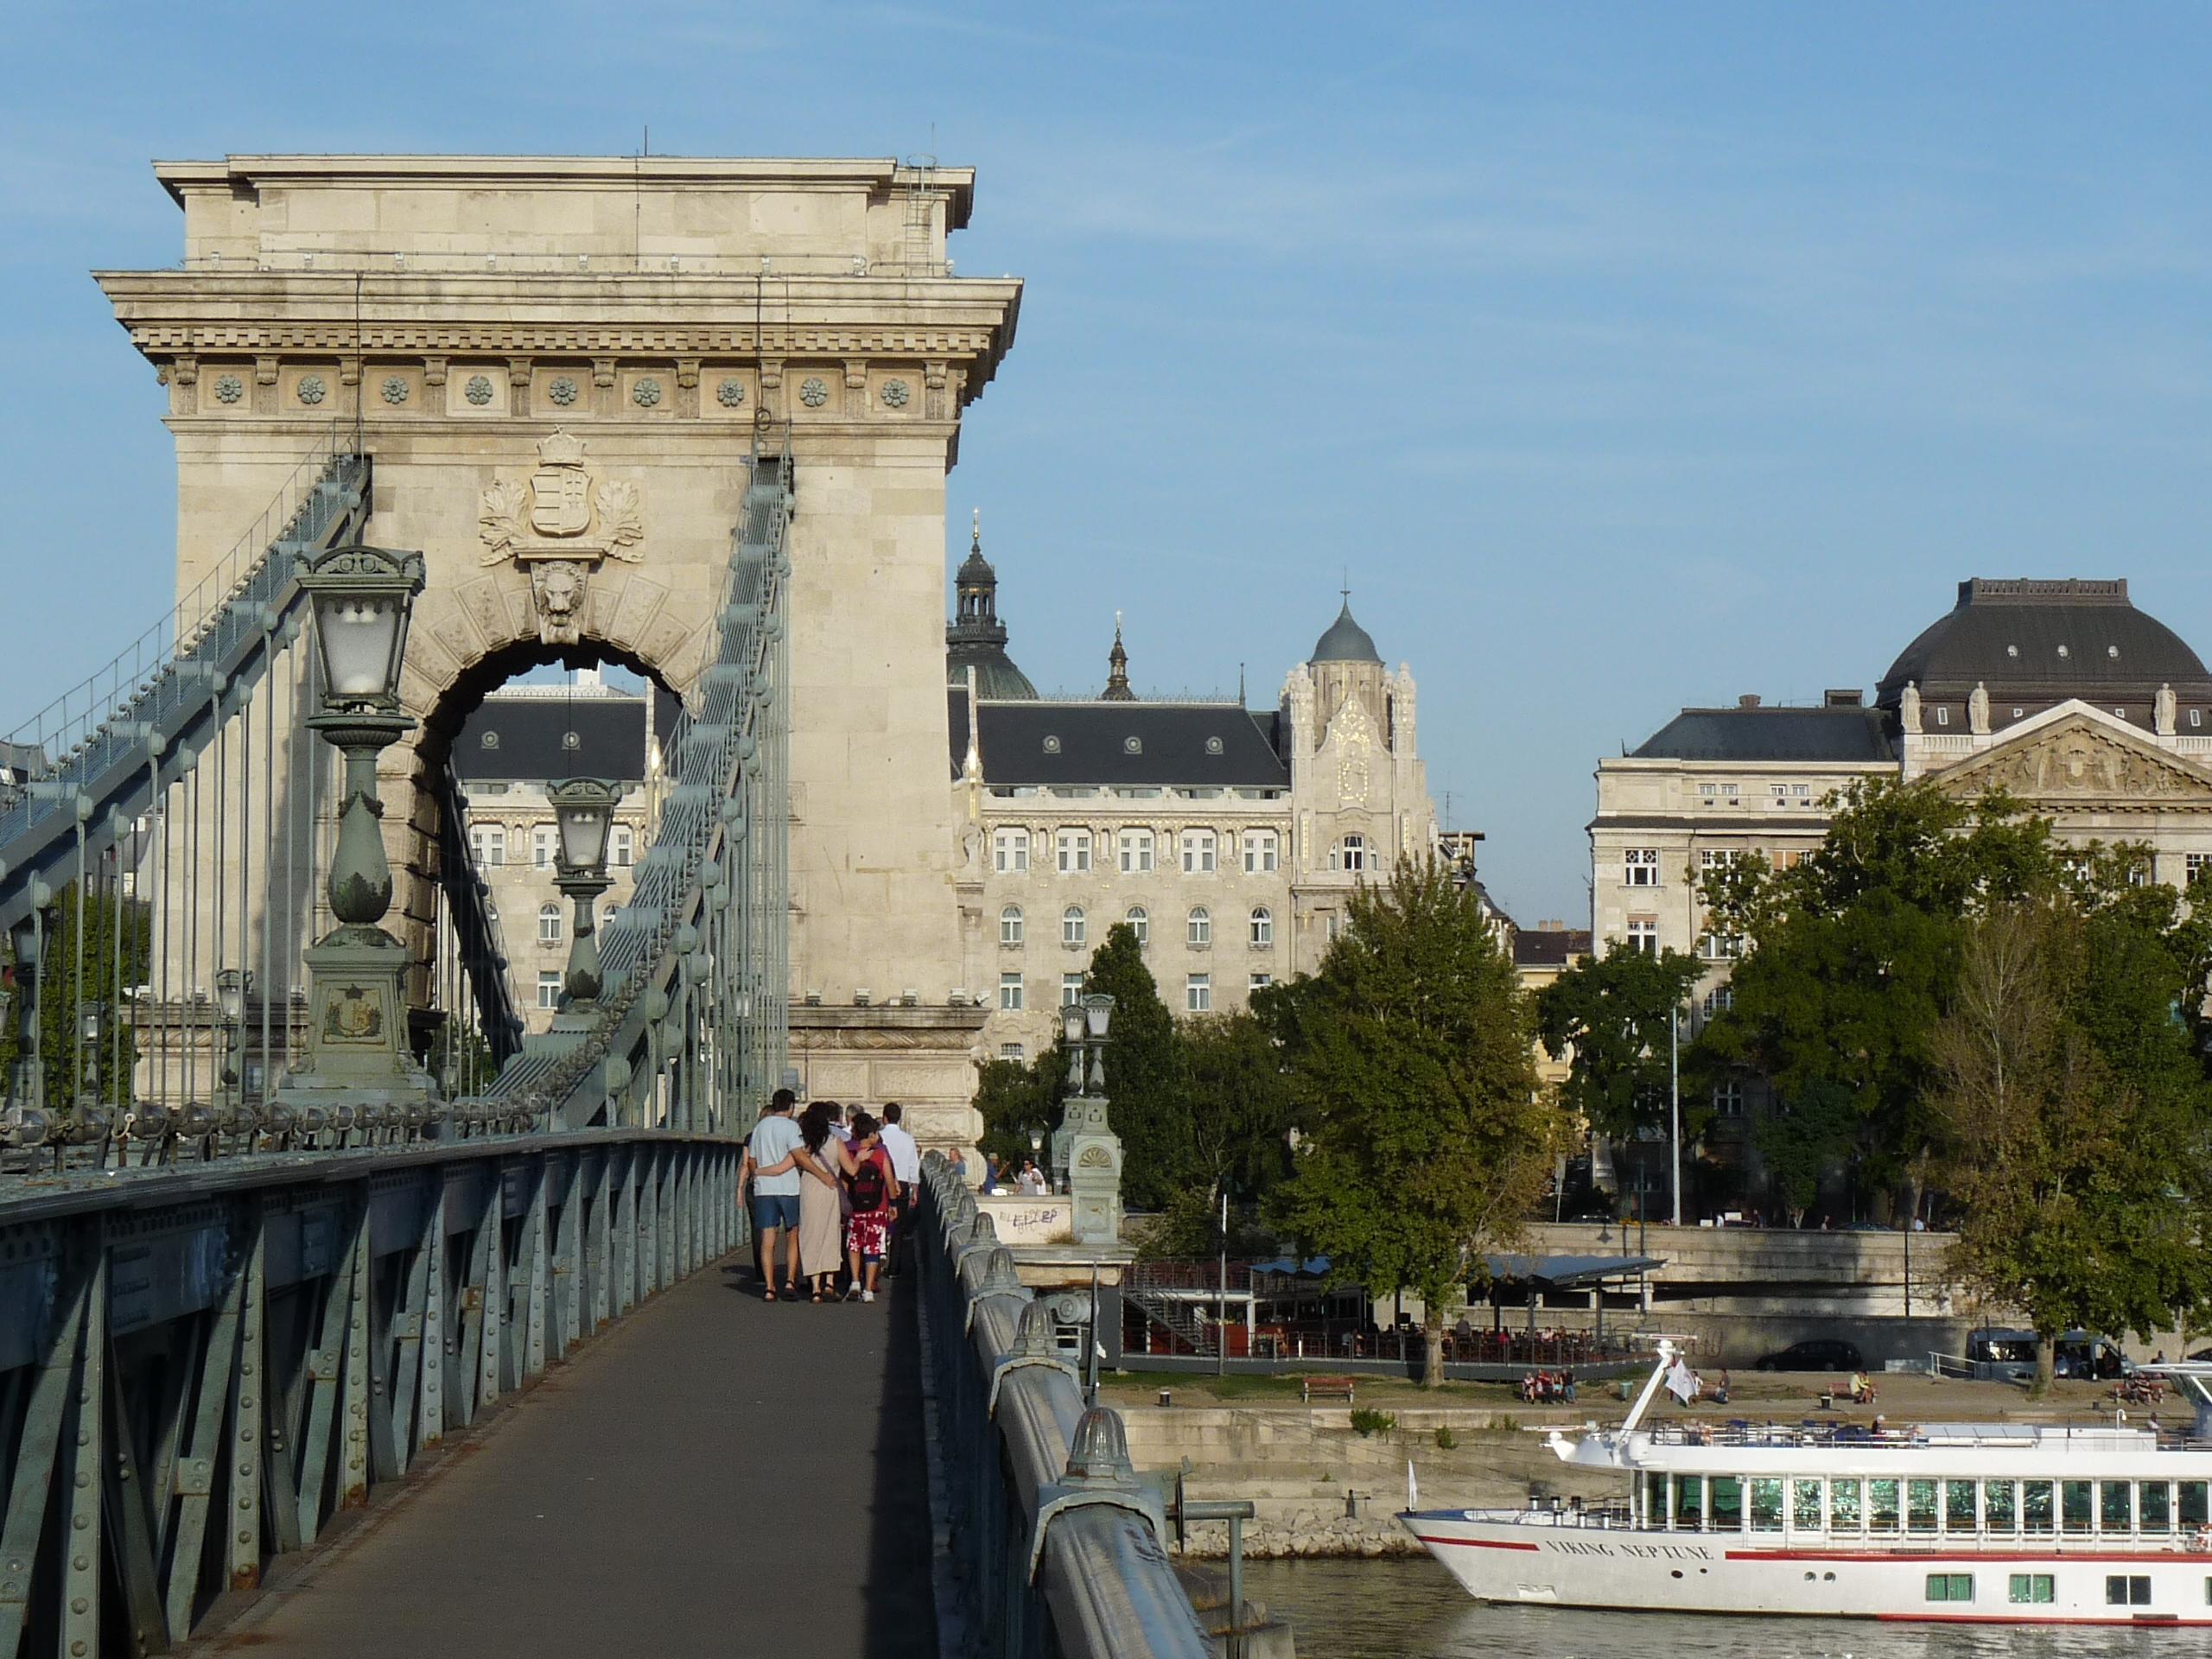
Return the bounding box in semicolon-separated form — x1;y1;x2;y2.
1928;711;2212;813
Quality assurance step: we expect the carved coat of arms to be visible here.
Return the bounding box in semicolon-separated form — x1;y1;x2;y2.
480;430;645;645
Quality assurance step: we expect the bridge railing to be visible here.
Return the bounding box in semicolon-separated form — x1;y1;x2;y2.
916;1152;1212;1659
0;1128;741;1656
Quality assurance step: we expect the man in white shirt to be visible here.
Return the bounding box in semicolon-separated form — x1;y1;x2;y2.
878;1103;921;1276
741;1089;804;1301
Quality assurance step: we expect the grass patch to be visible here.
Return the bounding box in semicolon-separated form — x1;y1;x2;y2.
1433;1425;1459;1450
1350;1408;1398;1437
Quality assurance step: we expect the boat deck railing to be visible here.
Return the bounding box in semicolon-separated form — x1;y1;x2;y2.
1641;1419;2212;1452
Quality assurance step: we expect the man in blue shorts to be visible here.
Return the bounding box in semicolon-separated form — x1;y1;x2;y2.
742;1089;804;1301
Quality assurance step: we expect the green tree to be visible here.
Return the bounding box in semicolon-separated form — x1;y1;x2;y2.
1699;779;2061;1198
1265;858;1566;1387
971;1049;1065;1171
1084;922;1192;1209
1753;1080;1858;1226
1;887;151;1112
1178;1009;1295;1206
1534;942;1705;1140
1928;898;2212;1390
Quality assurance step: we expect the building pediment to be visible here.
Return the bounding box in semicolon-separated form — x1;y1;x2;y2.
1931;711;2212;810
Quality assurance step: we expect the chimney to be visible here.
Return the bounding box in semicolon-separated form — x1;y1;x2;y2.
1738;694;1763;709
1824;688;1864;708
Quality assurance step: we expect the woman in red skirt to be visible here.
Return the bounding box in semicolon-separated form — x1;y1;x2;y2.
839;1112;899;1303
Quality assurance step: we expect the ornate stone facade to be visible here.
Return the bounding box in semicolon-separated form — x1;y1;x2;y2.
947;574;1441;1060
98;155;1025;1152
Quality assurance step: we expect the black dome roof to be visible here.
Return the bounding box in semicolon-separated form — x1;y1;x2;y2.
1312;600;1382;664
1877;579;2211;703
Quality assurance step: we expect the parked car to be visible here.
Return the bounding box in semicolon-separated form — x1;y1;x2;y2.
1752;1338;1865;1372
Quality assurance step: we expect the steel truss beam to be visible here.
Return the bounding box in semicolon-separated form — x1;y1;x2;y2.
0;1131;738;1655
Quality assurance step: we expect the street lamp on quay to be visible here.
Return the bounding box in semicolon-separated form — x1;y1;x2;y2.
547;778;620;1010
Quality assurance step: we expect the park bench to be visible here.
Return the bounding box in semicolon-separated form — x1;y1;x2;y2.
1301;1375;1357;1406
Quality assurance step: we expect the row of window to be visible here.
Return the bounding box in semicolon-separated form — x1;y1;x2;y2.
469;823;637;868
1000;905;1275;950
515;902;623;951
992;828;1364;876
1630;846;2212;897
1696;782;1821;810
997;970;1272;1015
1923;1573;2174;1608
1643;1472;2212;1538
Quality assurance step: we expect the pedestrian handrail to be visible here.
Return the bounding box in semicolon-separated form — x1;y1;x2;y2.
917;1153;1212;1659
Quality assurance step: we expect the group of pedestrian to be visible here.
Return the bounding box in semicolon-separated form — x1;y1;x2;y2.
740;1090;922;1304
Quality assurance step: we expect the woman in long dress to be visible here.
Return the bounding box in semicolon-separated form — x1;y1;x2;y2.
793;1101;844;1302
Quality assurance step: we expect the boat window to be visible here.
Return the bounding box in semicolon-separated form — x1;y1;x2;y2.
1983;1480;2018;1534
2107;1574;2152;1607
1923;1573;1973;1604
1792;1479;1822;1531
2141;1482;2172;1535
1644;1472;1668;1528
1828;1479;1862;1534
1907;1479;1939;1535
2182;1480;2209;1531
2063;1479;2093;1536
2101;1481;2133;1535
1868;1478;1900;1535
1709;1477;1744;1532
1751;1478;1783;1531
1944;1480;1976;1533
1674;1476;1705;1530
2022;1480;2055;1535
2008;1573;2055;1605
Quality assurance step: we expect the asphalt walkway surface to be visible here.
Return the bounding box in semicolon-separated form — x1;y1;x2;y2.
201;1255;937;1657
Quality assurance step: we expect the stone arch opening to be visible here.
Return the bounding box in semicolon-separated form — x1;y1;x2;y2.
399;632;687;1033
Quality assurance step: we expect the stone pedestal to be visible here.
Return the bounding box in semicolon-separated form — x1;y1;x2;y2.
1061;1094;1124;1248
789;1001;985;1155
276;927;435;1105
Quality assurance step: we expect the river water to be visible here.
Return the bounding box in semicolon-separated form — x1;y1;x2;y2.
1242;1558;2174;1658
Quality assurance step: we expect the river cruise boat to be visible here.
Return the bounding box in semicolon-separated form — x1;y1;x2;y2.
1402;1341;2212;1625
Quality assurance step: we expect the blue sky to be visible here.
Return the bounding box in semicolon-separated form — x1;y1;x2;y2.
7;4;2212;921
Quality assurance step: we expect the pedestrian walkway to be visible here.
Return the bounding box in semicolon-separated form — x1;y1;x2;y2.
200;1255;938;1657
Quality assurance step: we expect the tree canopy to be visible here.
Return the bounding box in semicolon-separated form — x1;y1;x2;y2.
1930;895;2212;1388
1534;941;1705;1140
1263;857;1565;1386
1697;779;2064;1190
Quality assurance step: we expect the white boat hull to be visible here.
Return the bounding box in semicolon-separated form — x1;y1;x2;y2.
1402;1510;2212;1626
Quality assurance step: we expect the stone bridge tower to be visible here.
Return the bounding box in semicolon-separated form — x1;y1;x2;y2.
96;155;1021;1148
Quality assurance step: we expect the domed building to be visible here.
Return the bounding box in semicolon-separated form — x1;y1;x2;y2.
946;552;1445;1062
1588;572;2212;1213
945;515;1039;702
1877;578;2212;741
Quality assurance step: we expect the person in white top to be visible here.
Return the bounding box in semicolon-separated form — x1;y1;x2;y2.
878;1103;922;1277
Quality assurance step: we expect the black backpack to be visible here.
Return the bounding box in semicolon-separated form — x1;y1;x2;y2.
849;1156;887;1211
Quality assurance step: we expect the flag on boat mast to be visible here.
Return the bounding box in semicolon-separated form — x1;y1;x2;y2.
1665;1358;1699;1404
1407;1459;1419;1511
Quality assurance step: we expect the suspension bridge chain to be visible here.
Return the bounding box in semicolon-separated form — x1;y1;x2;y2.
0;425;791;1178
0;424;791;1657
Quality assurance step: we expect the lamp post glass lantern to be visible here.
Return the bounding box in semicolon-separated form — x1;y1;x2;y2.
546;778;620;1008
284;543;438;1105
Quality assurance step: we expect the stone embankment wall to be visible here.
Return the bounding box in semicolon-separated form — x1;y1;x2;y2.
1127;1407;1616;1561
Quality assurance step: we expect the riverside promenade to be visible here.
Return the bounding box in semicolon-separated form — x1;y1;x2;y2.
192;1258;938;1657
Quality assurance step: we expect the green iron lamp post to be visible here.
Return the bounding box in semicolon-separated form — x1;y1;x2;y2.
275;544;437;1122
1055;992;1122;1246
547;778;620;1010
